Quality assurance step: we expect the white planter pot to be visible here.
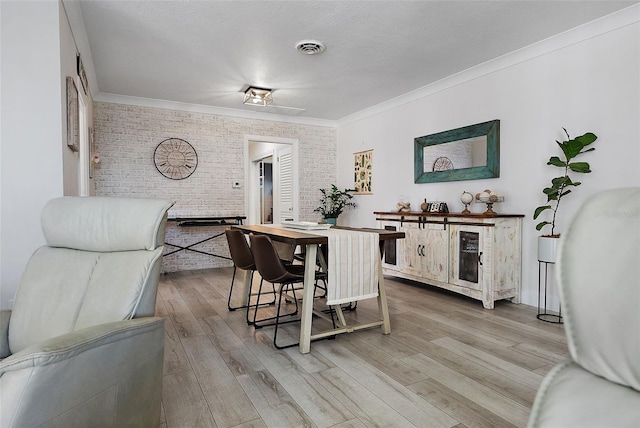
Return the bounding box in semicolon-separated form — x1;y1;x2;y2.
538;236;559;263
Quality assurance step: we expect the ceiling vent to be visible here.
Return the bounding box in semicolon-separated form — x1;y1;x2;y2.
295;40;326;55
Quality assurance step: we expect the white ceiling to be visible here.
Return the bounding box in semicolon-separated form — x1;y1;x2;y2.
78;1;637;121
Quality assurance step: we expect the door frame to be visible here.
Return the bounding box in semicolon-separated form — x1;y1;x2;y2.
244;135;299;225
77;76;90;196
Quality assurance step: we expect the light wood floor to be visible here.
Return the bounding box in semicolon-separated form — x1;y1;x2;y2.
156;267;568;428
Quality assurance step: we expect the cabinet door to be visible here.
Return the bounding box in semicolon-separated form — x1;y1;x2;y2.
406;223;448;283
449;225;484;290
402;223;421;276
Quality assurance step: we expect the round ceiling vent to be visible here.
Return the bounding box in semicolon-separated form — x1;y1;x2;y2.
295;40;326;55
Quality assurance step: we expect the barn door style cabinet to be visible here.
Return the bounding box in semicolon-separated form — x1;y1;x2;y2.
375;211;523;309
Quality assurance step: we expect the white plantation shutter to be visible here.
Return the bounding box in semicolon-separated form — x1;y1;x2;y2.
276;146;294;222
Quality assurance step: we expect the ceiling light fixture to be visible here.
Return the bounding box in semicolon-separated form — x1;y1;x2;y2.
243;86;273;106
295;40;326;55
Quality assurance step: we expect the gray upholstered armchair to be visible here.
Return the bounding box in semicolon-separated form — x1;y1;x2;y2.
0;196;174;427
528;188;640;427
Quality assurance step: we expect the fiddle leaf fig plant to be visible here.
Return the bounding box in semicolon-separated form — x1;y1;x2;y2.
533;128;597;236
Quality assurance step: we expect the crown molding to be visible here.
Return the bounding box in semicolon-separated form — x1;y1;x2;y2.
337;4;639;127
93;93;338;128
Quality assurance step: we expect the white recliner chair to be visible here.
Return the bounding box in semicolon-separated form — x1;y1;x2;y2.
0;196;174;427
528;187;640;427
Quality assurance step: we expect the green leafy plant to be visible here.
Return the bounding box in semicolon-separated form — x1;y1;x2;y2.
314;184;356;219
533;128;597;236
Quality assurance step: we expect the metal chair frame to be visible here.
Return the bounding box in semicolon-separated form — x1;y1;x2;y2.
250;234;334;349
225;229;276;325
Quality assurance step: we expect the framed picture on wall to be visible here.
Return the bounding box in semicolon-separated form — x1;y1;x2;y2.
354;149;373;194
77;53;89;96
66;76;79;152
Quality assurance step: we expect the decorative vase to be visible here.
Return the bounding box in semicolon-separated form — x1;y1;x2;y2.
538;236;559;263
323;217;337;226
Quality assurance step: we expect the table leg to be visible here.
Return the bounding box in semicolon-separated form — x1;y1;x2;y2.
377;258;391;334
240;269;253;307
299;244;318;354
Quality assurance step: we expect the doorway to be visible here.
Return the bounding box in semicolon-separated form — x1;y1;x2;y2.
244;135;299;225
259;157;273;224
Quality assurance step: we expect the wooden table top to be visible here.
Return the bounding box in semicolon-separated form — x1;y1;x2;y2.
232;224;405;246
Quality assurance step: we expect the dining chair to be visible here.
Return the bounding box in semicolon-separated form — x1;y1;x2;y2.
294;243;329;298
225;229;275;325
249;234;330;349
273;241;297;264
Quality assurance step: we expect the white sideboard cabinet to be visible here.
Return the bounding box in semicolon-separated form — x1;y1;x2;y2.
375;211;523;309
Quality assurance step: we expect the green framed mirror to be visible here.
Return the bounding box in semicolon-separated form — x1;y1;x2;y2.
414;119;500;183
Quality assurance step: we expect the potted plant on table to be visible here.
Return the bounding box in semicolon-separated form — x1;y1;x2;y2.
533;128;597;262
314;184;356;225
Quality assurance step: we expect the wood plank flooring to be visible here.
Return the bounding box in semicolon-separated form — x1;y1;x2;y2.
156;268;568;428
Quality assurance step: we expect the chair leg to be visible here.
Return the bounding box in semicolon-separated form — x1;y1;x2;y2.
255;290;299;327
227;266;240;311
314;276;327;298
248;278;277;325
252;281;296;327
273;283;337;350
274;283;301;349
226;266;276;323
229;268;275;312
344;301;358;311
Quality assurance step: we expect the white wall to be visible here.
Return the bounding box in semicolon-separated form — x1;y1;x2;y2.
0;0;89;309
1;1;65;309
336;7;640;307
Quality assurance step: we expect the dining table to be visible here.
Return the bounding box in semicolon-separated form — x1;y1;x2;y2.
231;224;405;353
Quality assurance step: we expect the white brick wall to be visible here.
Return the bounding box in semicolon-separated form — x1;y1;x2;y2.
93;102;336;271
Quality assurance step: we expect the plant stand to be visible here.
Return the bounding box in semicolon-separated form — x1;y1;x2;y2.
537;260;563;324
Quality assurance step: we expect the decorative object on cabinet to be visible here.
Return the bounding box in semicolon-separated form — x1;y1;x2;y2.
66;76;79;152
419;199;449;213
414;119;500;184
460;191;474;214
396;201;411;212
533;128;598;237
475;189;504;215
314;184;356;225
426;202;449;213
153;138;198;180
354;149;373;194
374;210;523;309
